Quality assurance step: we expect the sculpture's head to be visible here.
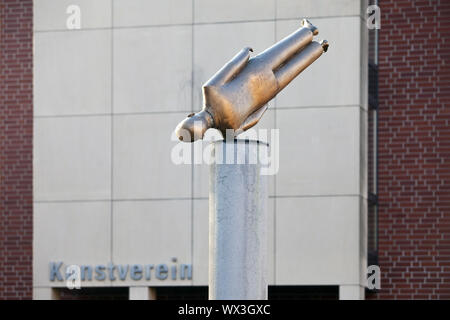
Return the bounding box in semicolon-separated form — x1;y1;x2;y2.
175;110;214;142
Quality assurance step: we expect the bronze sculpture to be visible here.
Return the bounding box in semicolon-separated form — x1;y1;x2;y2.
175;19;328;142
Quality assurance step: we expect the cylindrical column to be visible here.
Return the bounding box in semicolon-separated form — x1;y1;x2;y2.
209;139;268;300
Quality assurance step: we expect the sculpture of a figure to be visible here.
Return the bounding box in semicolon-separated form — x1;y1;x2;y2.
175;19;328;142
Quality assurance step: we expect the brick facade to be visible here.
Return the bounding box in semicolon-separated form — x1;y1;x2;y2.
0;0;33;299
367;0;450;299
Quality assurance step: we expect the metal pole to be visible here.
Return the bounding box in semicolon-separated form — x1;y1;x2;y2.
209;139;268;300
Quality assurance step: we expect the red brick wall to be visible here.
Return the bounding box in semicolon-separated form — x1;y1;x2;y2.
368;0;450;299
0;0;33;299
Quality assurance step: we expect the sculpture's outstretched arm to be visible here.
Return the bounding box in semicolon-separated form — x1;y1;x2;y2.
257;19;318;71
205;47;253;87
274;40;328;92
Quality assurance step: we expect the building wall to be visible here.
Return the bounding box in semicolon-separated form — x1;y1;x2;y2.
32;0;368;298
367;0;450;300
0;0;33;300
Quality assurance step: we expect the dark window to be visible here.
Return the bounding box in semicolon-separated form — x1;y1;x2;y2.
154;286;339;300
269;286;338;300
57;287;129;300
156;286;208;300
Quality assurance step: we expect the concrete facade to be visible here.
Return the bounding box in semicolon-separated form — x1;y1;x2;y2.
33;0;369;299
